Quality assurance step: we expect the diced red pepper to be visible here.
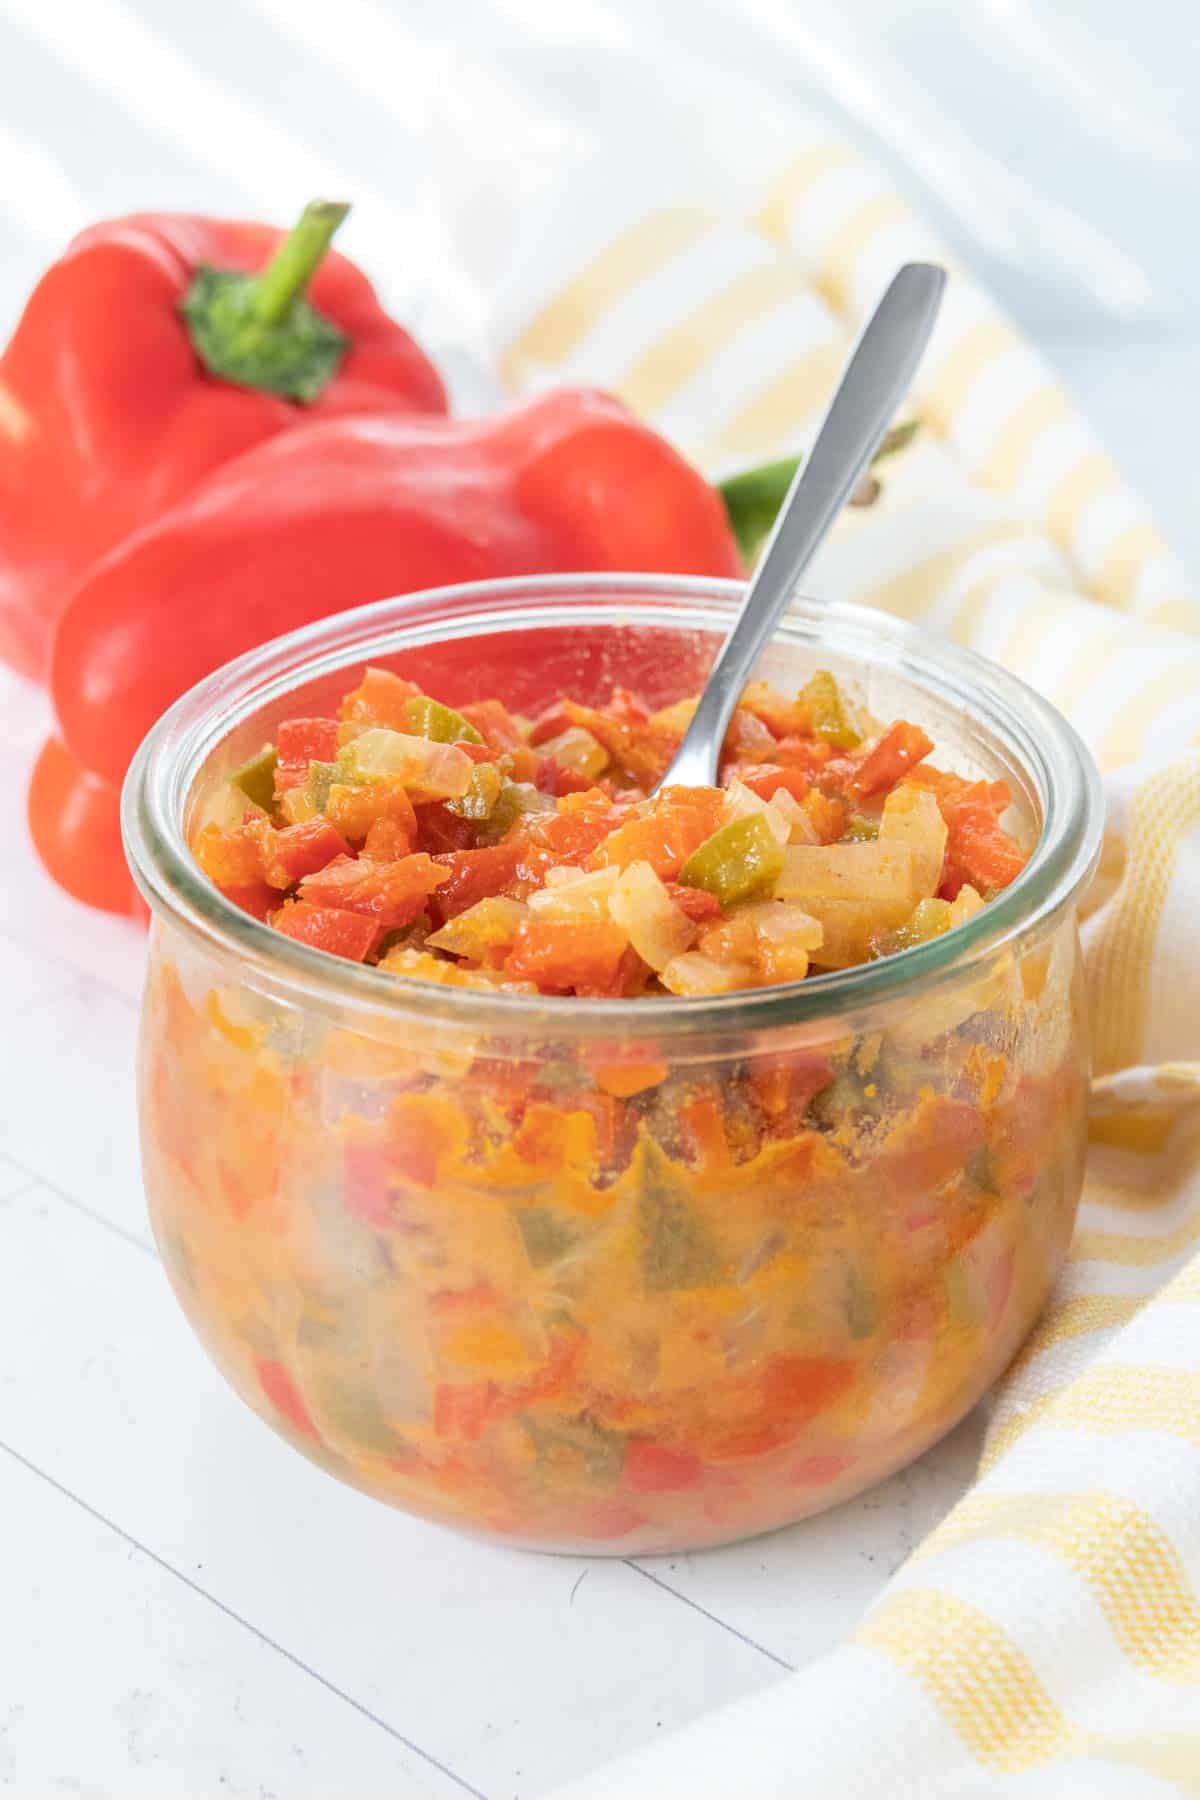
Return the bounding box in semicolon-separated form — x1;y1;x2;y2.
361;814;414;861
801;790;845;844
433;1382;493;1442
298;850;448;928
528;704;576;747
256;1358;319;1439
273;716;341;792
505;919;631;994
536;756;598;797
428;1279;499;1315
431;841;525;919
790;1451;856;1486
579;1500;649;1541
459;698;525;753
667;882;724;923
592;789;726;879
624;1440;703;1492
773;736;834;773
259;817;350;887
736;763;811;804
941;805;1028;894
608;686;651;726
271;900;379;961
761;1354;854;1422
339;666;422;729
850;721;934;797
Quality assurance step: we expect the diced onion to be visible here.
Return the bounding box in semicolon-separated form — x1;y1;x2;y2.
660;950;754;996
776;841;914;904
607;860;697;971
879;785;947;899
341;728;472;800
528;865;620;919
723;777;791;845
537;726;609;778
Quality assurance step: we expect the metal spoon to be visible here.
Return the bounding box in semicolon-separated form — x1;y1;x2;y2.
655;261;946;792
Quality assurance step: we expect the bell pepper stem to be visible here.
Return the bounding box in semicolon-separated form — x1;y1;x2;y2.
180;198;354;404
717;457;799;565
717;420;919;564
252;200;350;325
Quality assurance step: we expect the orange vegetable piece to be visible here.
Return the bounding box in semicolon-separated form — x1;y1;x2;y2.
256;1359;318;1438
270;900;379;961
624;1441;703;1492
850;721;934;797
298;850;448;928
592;788;725;879
505;918;633;994
259;817;350;888
338;666;421;729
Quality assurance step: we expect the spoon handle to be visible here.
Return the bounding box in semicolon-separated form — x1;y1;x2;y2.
658;261;946;790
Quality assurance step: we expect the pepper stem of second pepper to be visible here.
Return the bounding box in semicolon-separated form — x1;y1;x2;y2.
252;200;351;325
180;197;354;404
717;420;919;564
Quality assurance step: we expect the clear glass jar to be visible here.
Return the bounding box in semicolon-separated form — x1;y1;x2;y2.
123;576;1102;1554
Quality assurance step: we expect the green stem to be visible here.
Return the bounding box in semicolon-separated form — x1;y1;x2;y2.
252;200;350;325
180;198;354;404
717;420;920;564
718;457;798;565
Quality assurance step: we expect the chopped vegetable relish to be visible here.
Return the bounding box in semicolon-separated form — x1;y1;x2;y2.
149;660;1083;1553
192;665;1030;992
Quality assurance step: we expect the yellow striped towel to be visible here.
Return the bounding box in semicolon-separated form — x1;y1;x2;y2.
505;128;1200;1799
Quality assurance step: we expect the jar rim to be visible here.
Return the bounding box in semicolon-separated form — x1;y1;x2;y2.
122;573;1104;1043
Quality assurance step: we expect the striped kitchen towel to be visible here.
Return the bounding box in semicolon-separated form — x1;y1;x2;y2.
480;103;1200;1800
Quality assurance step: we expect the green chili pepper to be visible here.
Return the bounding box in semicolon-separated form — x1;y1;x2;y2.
677;813;784;906
842;813;879;843
447;762;504;820
403;695;484;744
230;745;278;812
800;670;861;749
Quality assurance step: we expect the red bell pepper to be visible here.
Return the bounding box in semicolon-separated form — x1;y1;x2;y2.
0;199;445;681
51;390;742;790
25;735;141;916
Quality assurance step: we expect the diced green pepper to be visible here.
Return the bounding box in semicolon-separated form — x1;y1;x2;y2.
230;745;278;812
638;1141;721;1291
677;813;784;906
943;1260;979;1331
843;1264;877;1339
515;1206;579;1268
800;670;861;749
447;762;504;820
310;1372;404;1455
481;780;554;843
521;1414;624;1486
403;695;484;744
874;897;952;958
842;813;879;842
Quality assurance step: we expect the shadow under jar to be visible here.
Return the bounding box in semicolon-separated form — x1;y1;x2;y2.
124;575;1102;1555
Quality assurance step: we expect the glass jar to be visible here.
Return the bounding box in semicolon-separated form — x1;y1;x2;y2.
123;575;1102;1554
